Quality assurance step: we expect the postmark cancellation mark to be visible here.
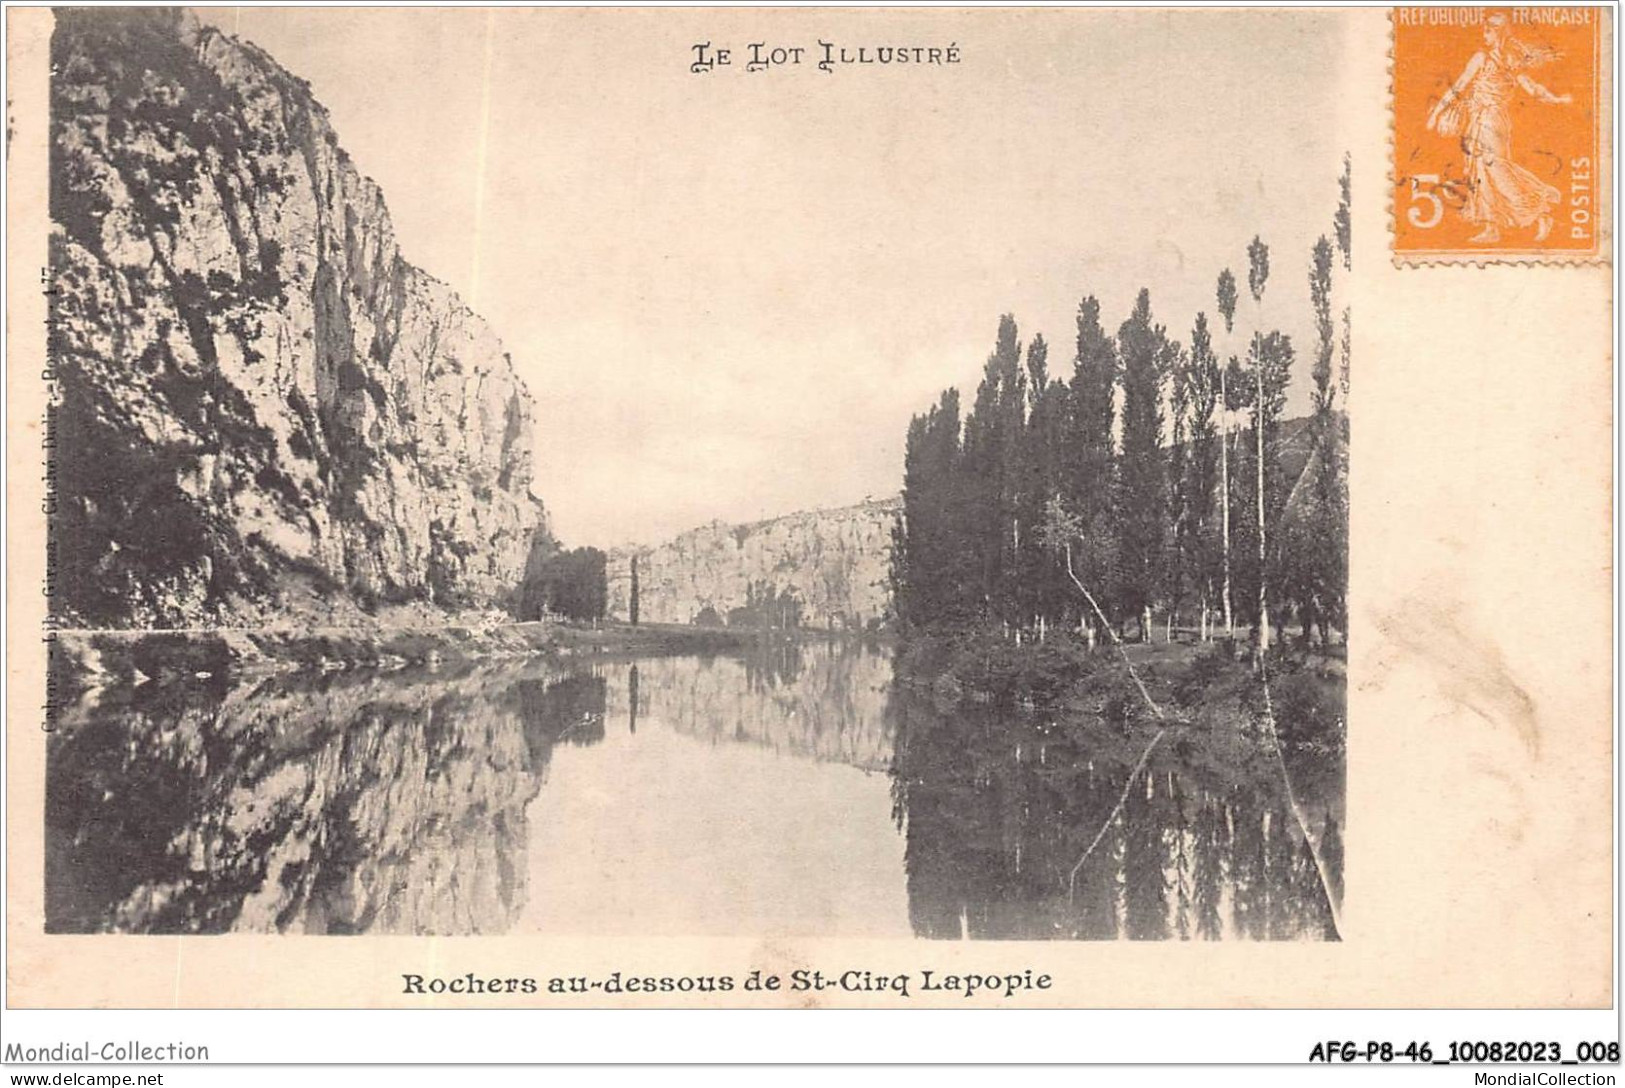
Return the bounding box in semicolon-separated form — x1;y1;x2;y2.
1392;6;1610;263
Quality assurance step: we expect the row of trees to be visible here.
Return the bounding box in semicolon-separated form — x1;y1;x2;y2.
892;162;1350;649
516;545;609;622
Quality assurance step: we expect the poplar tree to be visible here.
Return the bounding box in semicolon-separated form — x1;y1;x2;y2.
893;388;967;628
1185;312;1221;639
1020;334;1065;634
1214;269;1239;637
1068;296;1119;643
963;315;1024;622
1283;162;1352;646
1116;289;1166;642
1163;335;1190;641
1300;235;1344;643
1245;236;1273;654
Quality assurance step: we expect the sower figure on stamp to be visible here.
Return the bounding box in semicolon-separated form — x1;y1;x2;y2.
1426;12;1573;244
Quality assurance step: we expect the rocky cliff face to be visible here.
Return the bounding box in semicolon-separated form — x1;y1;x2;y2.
48;9;544;629
607;498;899;630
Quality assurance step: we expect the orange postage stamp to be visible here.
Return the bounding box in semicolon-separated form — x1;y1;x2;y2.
1393;6;1610;262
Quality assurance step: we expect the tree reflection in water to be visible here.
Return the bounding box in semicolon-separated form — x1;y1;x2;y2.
887;683;1342;941
45;638;1340;940
44;642;886;936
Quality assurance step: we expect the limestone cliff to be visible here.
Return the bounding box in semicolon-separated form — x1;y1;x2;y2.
606;498;899;630
48;9;544;628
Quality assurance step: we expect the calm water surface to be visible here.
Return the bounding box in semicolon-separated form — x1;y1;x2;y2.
46;640;1342;939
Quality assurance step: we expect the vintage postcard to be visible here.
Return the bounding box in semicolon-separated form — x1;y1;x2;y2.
3;5;1613;1019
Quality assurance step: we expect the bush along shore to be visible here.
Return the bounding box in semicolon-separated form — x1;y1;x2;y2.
893;627;1346;756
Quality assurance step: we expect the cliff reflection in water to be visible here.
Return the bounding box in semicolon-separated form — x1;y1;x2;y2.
46;638;1339;939
45;639;897;936
621;640;894;770
46;660;607;935
887;684;1343;940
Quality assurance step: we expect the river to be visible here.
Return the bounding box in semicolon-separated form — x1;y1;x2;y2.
45;639;1342;939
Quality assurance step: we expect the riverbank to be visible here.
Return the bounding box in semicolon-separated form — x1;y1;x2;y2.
45;619;768;699
894;628;1346;752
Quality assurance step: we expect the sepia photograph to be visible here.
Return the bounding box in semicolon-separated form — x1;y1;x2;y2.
39;5;1348;943
3;2;1613;1043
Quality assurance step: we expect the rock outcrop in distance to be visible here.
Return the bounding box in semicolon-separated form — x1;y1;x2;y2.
606;497;900;631
48;9;545;629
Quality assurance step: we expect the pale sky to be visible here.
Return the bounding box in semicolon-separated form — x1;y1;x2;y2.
202;8;1352;548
